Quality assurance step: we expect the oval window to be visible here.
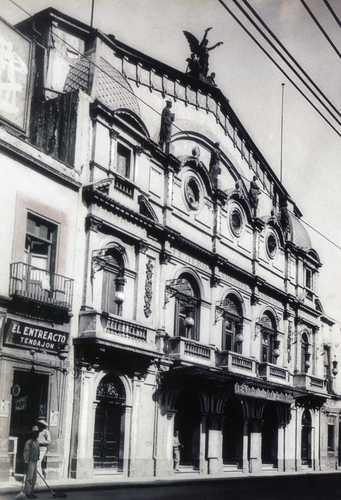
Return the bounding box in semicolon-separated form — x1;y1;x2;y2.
229;207;243;236
266;233;277;258
185;177;201;210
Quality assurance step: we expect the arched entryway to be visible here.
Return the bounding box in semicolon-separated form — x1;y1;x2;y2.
174;391;201;469
93;374;126;471
301;409;312;466
261;403;278;467
222;399;244;468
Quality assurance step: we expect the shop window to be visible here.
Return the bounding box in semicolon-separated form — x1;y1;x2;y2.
222;295;243;353
25;213;58;274
116;143;131;178
301;332;310;373
328;418;336;452
101;252;125;316
260;312;278;364
174;274;200;340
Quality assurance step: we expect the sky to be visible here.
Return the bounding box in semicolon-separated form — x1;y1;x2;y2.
3;0;341;320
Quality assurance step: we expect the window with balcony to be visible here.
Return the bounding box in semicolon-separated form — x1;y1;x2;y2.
174;274;200;341
305;268;314;300
222;295;243;353
116;143;131;179
25;213;58;275
101;252;125;316
260;312;279;365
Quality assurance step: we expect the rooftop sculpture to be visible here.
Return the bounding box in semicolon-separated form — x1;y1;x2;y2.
183;27;223;85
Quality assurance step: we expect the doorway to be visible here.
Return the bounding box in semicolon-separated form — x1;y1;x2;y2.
10;370;49;474
222;399;244;467
174;391;201;469
261;403;278;467
301;409;312;466
93;375;126;471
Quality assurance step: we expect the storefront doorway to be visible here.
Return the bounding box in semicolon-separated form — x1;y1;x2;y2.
9;370;49;474
261;403;278;467
174;391;200;469
93;375;126;471
222;399;243;467
301;410;312;466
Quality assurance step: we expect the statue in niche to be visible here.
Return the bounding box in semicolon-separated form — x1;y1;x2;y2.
183;28;223;82
209;142;221;190
280;199;290;236
249;175;261;216
159;100;175;154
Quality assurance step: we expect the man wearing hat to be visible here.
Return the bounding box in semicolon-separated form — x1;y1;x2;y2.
37;418;51;479
23;425;40;498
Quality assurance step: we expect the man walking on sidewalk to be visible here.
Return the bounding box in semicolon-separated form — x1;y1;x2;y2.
23;425;40;499
37;418;51;478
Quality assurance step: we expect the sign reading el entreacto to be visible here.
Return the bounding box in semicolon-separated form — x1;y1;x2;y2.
4;319;68;353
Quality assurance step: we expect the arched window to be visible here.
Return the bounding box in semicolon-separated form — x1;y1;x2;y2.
301;332;310;373
222;295;243;353
101;250;125;316
174;274;200;340
260;312;279;364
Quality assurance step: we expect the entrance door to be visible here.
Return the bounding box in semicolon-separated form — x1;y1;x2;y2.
174;392;200;469
222;399;243;467
301;410;312;466
10;371;49;474
261;403;278;466
93;375;125;470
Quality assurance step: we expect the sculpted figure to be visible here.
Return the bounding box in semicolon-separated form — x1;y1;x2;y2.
159;100;175;153
183;28;223;80
249;175;261;215
209;142;221;189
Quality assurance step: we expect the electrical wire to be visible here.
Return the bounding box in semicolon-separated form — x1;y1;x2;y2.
5;0;341;253
216;0;341;138
301;0;341;59
241;0;340;119
323;0;341;28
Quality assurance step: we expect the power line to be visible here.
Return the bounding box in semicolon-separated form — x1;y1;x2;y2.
216;0;341;138
301;0;341;59
323;0;341;28
241;0;340;119
6;0;341;254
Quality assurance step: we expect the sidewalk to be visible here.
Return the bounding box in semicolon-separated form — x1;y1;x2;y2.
1;468;341;495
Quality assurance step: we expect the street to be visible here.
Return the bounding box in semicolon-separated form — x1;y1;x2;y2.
3;474;341;500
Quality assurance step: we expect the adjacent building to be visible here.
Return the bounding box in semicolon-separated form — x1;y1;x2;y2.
0;6;340;482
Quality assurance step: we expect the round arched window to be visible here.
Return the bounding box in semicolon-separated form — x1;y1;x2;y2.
175;274;200;340
229;207;244;236
266;232;277;258
184;177;201;210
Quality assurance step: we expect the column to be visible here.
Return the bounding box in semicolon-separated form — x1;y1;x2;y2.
200;413;209;474
284;404;296;472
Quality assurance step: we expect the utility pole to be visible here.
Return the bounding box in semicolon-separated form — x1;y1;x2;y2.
90;0;95;28
280;83;285;183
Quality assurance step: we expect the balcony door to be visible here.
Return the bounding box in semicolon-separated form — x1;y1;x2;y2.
93;375;126;471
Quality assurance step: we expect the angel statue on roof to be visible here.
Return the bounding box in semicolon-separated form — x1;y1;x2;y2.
183;27;223;82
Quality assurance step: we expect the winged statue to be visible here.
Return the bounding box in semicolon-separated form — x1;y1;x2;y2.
183;27;223;84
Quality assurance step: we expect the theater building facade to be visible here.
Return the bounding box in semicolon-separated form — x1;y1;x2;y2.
0;7;341;482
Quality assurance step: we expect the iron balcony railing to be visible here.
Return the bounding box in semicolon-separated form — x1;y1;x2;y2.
9;262;74;310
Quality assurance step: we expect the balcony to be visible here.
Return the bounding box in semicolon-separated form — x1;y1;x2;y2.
258;362;290;385
167;336;215;367
79;311;157;355
216;350;258;377
293;373;326;393
9;262;73;311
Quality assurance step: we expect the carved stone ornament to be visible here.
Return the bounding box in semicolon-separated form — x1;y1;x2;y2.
144;258;154;318
183;28;223;84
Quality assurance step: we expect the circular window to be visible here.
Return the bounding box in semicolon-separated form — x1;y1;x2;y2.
184;177;201;210
266;233;277;258
229;207;244;236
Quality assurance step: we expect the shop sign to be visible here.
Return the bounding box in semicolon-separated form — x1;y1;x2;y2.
234;382;294;404
0;17;32;131
15;395;28;411
4;319;68;353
